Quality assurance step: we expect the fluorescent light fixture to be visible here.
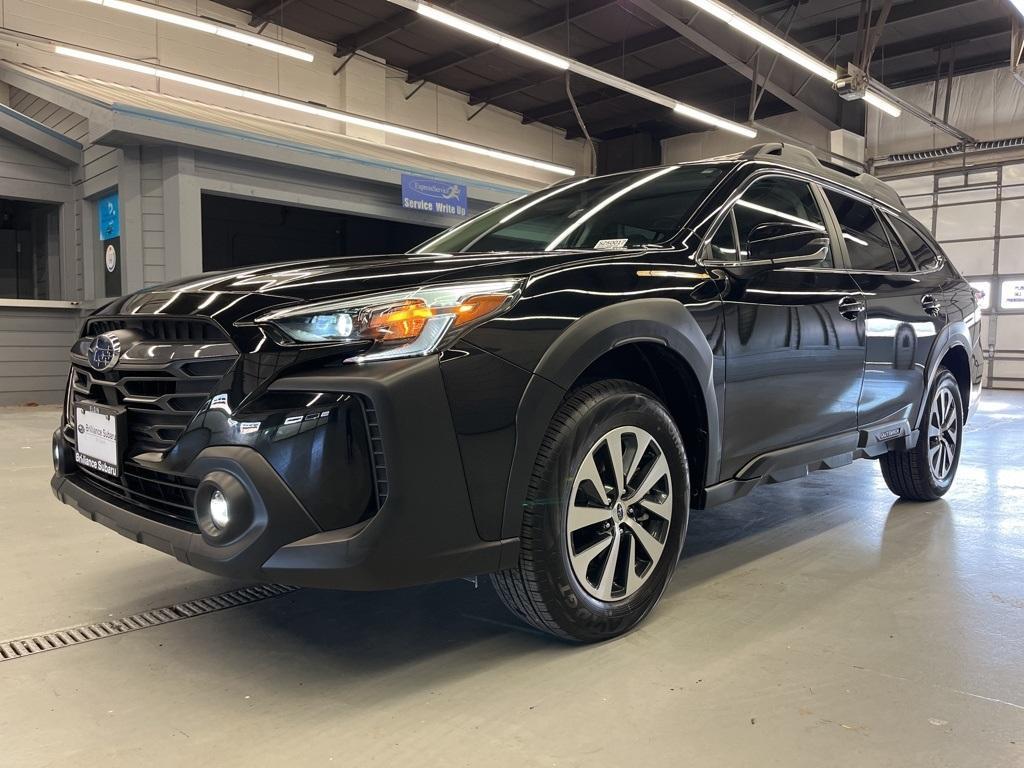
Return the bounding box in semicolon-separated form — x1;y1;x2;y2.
862;90;902;117
82;0;314;61
678;0;836;83
416;3;569;69
673;103;757;138
417;4;499;44
406;0;753;137
53;46;575;176
498;38;569;70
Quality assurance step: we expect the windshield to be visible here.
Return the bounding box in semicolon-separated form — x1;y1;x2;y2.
413;163;727;254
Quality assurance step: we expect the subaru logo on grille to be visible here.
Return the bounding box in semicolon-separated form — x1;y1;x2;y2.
87;333;121;372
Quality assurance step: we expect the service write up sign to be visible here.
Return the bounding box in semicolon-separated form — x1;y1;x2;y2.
401;174;468;217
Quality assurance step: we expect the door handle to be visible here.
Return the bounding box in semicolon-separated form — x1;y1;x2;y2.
838;295;866;321
921;294;943;316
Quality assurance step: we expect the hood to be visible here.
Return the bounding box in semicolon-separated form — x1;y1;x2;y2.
106;249;634;315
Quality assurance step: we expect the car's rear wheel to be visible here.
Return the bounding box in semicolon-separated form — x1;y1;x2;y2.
879;368;963;501
491;380;689;642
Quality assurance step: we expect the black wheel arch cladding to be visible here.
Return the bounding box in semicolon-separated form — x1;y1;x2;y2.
499;299;718;542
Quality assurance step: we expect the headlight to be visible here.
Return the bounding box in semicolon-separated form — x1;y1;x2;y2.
255;279;521;363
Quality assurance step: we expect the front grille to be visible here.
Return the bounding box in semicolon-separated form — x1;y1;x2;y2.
85;317;228;343
66;318;237;454
75;464;200;531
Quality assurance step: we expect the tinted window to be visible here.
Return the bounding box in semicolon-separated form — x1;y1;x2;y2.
825;190;898;271
733;177;831;266
886;214;941;270
415;165;725;253
881;218;917;272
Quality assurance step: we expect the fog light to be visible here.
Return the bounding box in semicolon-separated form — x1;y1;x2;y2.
209;489;230;529
196;471;254;544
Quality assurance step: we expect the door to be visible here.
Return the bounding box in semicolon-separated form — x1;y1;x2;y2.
710;175;867;479
822;189;946;428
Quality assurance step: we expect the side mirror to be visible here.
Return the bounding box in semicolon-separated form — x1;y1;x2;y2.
747;221;830;267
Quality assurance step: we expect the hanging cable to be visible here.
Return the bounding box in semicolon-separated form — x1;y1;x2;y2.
564;4;596;175
566;70;597;174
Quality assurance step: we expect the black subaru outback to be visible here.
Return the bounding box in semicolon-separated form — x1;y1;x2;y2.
52;143;982;641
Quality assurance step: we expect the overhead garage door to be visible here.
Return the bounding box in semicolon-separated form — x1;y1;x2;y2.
888;163;1024;390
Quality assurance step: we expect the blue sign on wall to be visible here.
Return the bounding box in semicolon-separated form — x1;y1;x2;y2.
98;193;120;240
401;174;468;217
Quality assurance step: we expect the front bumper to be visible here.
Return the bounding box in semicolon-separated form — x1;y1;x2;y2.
52;356;517;590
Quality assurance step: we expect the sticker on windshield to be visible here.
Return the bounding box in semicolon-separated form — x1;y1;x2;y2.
594;238;629;250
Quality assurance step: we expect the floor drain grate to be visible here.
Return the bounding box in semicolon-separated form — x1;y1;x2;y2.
0;584;298;662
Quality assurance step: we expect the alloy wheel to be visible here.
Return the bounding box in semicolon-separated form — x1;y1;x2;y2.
566;426;673;602
927;386;959;482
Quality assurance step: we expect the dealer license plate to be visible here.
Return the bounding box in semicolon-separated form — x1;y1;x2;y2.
74;402;125;477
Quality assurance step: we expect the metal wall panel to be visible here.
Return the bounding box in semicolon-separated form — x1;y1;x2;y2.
891;163;1024;390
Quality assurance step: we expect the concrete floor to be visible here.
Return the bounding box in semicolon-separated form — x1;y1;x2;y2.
1;394;1022;767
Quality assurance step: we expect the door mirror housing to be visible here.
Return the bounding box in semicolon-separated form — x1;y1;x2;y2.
711;221;831;280
747;221;830;267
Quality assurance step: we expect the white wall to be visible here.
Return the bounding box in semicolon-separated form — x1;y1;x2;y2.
662;111;832;164
867;68;1024;158
0;0;585;183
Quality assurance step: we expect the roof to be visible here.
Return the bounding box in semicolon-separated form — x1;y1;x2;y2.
214;0;1011;142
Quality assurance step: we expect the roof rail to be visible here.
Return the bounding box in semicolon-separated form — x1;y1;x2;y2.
739;142;820;167
852;173;903;209
739;142;904;209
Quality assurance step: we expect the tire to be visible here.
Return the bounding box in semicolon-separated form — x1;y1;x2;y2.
491;380;689;642
879;368;963;501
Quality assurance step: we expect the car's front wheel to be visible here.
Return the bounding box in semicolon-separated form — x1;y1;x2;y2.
491;380;689;642
879;367;963;501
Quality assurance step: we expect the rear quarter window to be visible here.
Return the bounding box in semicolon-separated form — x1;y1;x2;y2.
885;213;942;271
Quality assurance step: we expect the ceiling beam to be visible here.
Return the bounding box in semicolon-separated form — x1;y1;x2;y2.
530;0;982;130
567;14;1006;141
335;10;420;55
405;0;617;83
468;26;682;105
605;0;846;129
884;51;1010;88
872;18;1009;65
246;0;300;27
473;0;801;108
565;82;763;140
524;58;732;124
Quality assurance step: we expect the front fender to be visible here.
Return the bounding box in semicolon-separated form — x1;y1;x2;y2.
498;298;721;544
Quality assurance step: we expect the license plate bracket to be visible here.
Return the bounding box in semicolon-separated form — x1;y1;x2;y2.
74;401;126;477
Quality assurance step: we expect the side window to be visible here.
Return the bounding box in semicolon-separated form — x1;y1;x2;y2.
824;190;899;272
708;210;739;260
880;217;917;272
733;177;832;267
885;213;941;271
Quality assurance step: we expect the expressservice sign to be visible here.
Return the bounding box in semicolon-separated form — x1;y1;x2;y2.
98;193;120;239
401;174;468;217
